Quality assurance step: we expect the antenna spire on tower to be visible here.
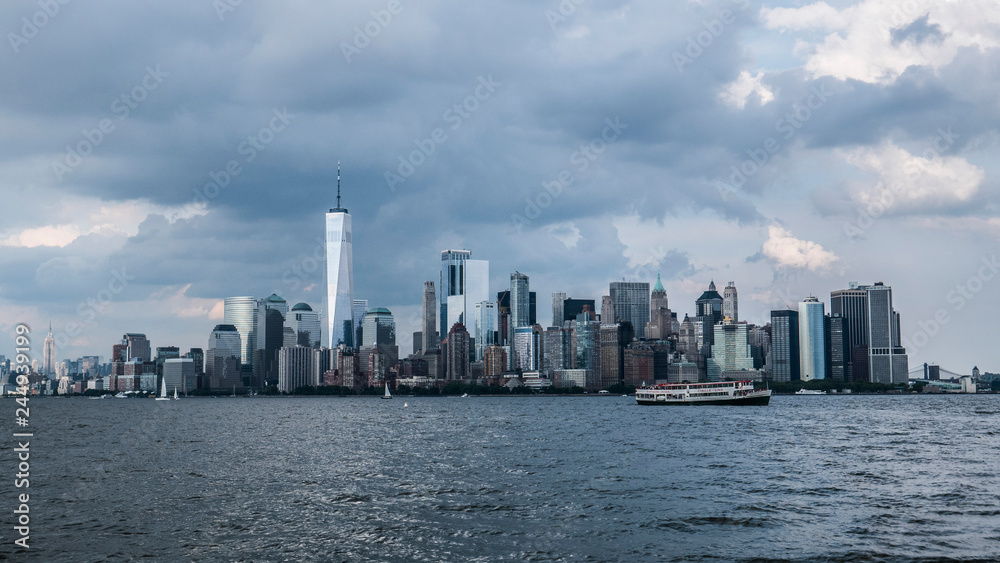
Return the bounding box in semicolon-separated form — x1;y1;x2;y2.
337;161;342;209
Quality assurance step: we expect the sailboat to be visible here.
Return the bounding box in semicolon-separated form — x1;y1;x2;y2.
173;387;180;400
155;378;170;401
381;383;392;400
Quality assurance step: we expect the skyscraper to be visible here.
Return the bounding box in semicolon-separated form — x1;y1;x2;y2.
42;323;55;377
472;300;497;361
600;295;614;325
831;282;908;384
723;281;738;322
422;281;437;350
825;314;849;382
224;296;257;366
551;292;567;328
290;303;321;348
325;163;354;348
798;297;826;381
206;324;241;389
440;249;471;334
352;299;368;348
707;320;754;381
255;294;288;388
646;274;672;340
446;322;470;380
123;333;151;362
600;322;634;389
770;309;799;382
610;281;650;339
510;272;530;331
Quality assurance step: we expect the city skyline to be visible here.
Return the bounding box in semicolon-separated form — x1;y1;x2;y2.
1;1;998;375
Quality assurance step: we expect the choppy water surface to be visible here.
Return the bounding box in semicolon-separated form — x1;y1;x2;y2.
3;394;1000;562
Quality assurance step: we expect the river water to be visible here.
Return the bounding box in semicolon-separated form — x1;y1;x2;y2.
3;394;999;562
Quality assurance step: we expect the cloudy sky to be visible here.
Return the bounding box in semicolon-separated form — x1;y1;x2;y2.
2;0;998;374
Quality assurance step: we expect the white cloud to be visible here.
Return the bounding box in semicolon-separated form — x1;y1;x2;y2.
762;225;838;272
0;198;207;249
846;141;983;211
762;0;1000;84
1;224;82;248
762;2;848;30
718;71;775;109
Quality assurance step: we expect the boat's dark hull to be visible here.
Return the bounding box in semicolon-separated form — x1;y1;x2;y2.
636;394;771;406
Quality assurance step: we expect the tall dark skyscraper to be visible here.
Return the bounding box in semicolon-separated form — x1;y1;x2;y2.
831;282;908;384
551;292;567;328
422;281;437;351
610;282;650;339
770;309;800;382
825;313;850;382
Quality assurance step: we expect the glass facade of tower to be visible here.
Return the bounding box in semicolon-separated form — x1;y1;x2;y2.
290;303;321;348
224;296;257;366
325;209;354;348
610;282;650;339
510;272;530;329
770;309;799;382
440;250;472;338
798;297;826;380
473;301;497;361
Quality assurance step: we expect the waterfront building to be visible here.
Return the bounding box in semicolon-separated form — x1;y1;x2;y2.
351;299;367;349
277;346;313;393
290;303;321;348
707;320;755;382
206;324;241;390
830;282;908;384
770;309;799;382
825;314;850;382
325;165;355;348
484;345;506;377
798;297;826;381
163;358;195;394
600;322;634;389
224;296;257;366
553;368;593;390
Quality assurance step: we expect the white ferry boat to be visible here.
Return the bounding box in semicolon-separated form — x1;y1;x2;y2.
794;389;825;395
635;380;771;406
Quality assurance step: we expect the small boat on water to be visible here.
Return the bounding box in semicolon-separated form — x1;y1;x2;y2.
635;380;771;406
382;383;392;400
155;378;170;401
173;387;180;400
795;389;825;395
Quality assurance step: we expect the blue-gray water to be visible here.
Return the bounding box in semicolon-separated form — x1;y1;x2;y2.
3;395;1000;562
